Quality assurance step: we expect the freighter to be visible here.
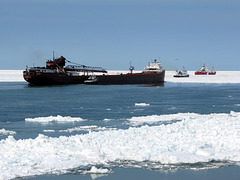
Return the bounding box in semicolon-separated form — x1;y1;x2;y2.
23;56;165;85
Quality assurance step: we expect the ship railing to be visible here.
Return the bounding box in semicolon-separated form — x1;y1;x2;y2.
65;65;107;73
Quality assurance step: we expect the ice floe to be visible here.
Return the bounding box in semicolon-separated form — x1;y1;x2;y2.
59;126;116;132
1;111;240;179
44;126;117;133
0;128;16;136
83;166;112;174
59;125;98;132
127;112;198;126
135;103;150;106
25;115;85;123
43;130;56;133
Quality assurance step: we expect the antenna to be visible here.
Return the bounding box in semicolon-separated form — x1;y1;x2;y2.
53;51;55;61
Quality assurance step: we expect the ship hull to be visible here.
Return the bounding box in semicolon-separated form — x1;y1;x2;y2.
195;72;208;75
173;74;189;78
93;71;165;85
208;72;216;75
24;71;165;85
23;71;88;85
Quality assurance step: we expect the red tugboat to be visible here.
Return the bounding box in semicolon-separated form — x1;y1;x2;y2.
208;66;216;75
195;64;216;75
195;64;208;75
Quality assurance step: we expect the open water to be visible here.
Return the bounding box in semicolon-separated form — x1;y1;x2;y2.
1;81;240;179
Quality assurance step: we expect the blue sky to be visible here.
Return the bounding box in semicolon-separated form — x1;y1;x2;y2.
1;0;240;70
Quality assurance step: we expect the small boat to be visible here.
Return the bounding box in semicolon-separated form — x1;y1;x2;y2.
208;66;216;75
84;75;98;84
173;66;189;78
195;64;208;75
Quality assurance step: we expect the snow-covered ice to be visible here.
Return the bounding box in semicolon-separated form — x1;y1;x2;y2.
25;115;85;123
83;166;112;174
58;126;117;133
1;70;240;83
166;71;240;83
135;103;150;106
127;112;198;126
0;129;16;136
1;111;240;179
0;70;24;82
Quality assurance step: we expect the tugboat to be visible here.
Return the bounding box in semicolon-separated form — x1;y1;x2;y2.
208;66;216;75
173;66;189;78
195;64;216;75
84;75;98;84
23;55;107;85
84;59;165;85
195;64;208;75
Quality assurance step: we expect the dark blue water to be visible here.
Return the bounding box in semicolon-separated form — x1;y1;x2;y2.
1;82;240;121
1;82;240;179
26;166;240;180
1;82;240;138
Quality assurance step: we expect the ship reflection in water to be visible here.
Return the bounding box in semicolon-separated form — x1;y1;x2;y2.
23;56;165;86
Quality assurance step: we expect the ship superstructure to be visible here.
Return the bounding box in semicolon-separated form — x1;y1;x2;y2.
23;56;107;85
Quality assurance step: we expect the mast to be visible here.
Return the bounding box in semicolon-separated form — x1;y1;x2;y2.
53;51;55;61
129;61;134;74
